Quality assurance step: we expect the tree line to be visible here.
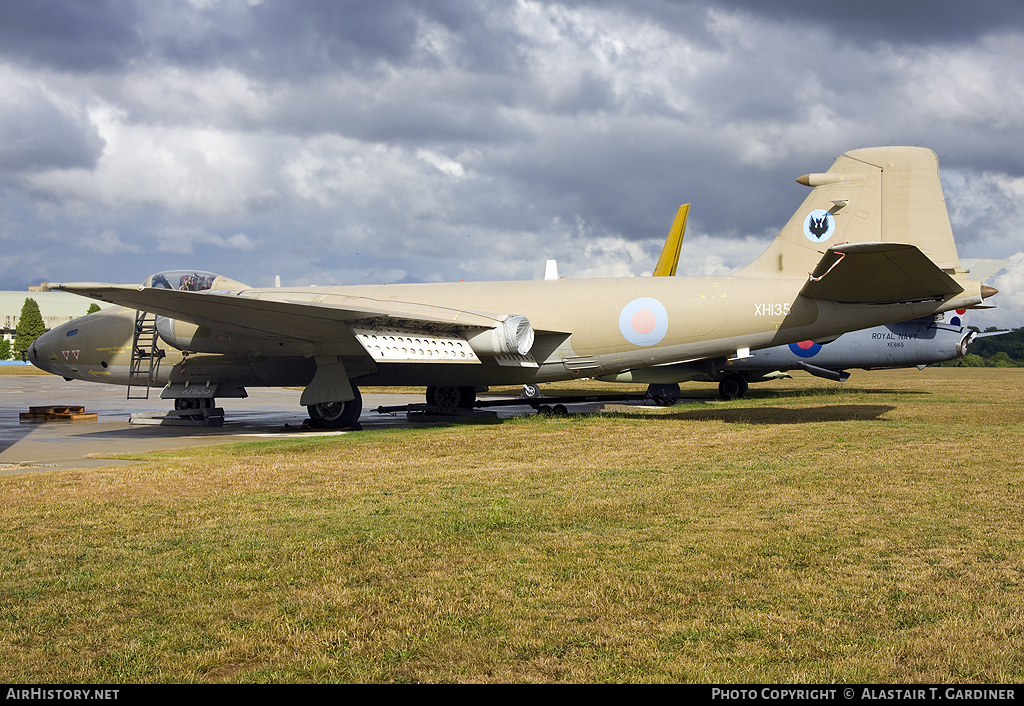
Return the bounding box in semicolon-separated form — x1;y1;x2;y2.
935;327;1024;367
0;298;99;361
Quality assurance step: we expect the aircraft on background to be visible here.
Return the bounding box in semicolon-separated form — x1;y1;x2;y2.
30;147;998;427
603;305;1004;403
597;206;1006;403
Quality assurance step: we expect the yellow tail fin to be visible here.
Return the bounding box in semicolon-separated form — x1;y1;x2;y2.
653;204;689;277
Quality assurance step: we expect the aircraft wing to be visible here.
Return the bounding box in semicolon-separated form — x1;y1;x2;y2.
800;243;964;303
56;283;523;347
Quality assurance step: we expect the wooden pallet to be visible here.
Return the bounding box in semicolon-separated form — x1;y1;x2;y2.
19;405;99;421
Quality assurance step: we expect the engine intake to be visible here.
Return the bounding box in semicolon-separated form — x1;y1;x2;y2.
465;314;535;357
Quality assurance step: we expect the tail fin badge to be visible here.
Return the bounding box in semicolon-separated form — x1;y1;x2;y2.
803;209;835;243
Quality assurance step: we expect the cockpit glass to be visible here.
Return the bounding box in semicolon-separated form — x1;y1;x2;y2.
145;271;221;291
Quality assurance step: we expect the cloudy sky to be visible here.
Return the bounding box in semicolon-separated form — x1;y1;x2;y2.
2;0;1024;327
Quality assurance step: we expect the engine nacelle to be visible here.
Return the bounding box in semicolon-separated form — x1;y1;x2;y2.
956;330;977;358
465;314;535;357
156;316;216;352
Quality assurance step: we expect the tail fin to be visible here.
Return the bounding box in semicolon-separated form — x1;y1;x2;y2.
653;204;689;276
737;146;961;279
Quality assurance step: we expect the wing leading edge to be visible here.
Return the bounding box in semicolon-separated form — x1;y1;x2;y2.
56;283;539;363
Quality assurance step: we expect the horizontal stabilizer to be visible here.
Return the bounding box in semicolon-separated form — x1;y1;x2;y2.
800;242;964;304
960;258;1007;282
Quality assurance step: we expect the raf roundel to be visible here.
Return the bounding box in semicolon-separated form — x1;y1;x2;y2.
619;297;669;347
788;340;822;358
803;209;835;243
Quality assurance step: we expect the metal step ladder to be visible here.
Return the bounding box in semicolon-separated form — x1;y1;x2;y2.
128;310;164;399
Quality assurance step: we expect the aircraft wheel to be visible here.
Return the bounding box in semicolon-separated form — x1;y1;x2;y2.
647;383;681;407
174;397;212;419
427;385;476;409
522;383;540;399
718;374;747;401
307;387;363;429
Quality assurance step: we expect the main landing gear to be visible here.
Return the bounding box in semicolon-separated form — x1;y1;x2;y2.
717;373;749;400
425;385;477;409
646;383;681;407
173;397;214;421
306;387;363;429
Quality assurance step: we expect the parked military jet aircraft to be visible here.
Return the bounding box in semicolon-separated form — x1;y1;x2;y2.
30;147;998;427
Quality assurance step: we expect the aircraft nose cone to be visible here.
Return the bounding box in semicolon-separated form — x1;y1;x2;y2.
981;285;999;299
29;327;61;373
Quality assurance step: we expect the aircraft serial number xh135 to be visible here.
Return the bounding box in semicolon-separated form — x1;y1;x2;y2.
31;147;997;428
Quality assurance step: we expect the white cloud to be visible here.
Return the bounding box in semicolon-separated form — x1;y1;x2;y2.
88;228;142;253
416;149;466;178
154;224;257;254
981;252;1024;328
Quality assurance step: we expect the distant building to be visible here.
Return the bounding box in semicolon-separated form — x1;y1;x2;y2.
0;286;115;345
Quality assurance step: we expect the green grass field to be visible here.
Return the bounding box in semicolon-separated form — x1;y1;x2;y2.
2;368;1022;683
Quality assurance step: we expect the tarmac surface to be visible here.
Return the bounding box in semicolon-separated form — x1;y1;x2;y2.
1;375;617;475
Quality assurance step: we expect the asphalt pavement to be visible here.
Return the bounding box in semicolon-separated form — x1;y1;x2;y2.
0;376;604;474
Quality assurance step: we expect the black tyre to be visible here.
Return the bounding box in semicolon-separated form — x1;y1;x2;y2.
174;397;212;420
307;387;363;429
647;383;680;406
718;374;747;400
427;385;476;409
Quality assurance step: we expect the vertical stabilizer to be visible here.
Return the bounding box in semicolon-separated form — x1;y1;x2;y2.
737;147;961;279
653;204;689;276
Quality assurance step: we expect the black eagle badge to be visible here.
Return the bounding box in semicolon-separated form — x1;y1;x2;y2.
808;213;831;239
802;209;835;242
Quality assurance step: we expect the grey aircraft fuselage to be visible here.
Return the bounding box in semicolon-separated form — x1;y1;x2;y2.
599;313;982;398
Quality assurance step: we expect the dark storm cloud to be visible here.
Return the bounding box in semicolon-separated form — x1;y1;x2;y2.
0;1;527;79
0;0;1022;323
722;0;1024;45
562;0;1024;46
0;1;143;71
0;84;105;174
148;0;528;79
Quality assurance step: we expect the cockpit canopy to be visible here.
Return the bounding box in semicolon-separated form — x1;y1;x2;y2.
144;270;250;291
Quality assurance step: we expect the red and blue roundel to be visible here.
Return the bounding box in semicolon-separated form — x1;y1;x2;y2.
950;308;967;327
788;340;821;357
619;297;668;346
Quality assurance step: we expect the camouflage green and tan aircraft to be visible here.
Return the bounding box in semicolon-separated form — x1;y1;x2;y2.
30;146;998;428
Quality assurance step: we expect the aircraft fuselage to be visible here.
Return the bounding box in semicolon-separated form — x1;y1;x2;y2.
31;274;985;392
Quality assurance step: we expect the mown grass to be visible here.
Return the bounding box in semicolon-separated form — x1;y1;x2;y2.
0;365;47;375
1;368;1022;683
